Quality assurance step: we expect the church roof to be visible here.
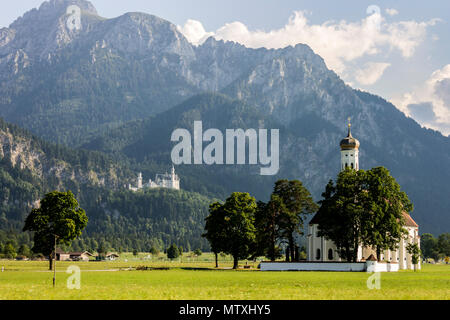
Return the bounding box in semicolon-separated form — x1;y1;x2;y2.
310;211;418;228
367;254;377;261
309;212;321;225
402;212;418;228
340;124;360;150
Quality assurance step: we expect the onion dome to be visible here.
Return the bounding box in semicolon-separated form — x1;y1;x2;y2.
340;122;360;150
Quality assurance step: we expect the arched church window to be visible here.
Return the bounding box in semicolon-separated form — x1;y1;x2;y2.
328;249;333;260
351;163;354;169
316;249;321;260
345;163;348;168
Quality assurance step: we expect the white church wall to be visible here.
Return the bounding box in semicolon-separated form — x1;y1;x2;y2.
309;225;326;261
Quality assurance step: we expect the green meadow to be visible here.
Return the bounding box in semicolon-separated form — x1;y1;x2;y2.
0;255;449;300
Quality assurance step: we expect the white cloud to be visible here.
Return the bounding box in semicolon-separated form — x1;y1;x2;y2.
391;65;450;136
177;19;214;46
178;11;438;85
355;62;391;85
385;8;399;16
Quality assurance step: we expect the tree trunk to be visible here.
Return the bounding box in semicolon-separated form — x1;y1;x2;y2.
215;252;218;268
233;256;239;269
352;245;358;262
270;222;276;261
270;240;276;262
353;240;359;262
346;247;351;262
289;236;295;262
49;254;53;271
376;247;381;262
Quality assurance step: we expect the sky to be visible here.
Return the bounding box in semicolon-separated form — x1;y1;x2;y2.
1;0;449;136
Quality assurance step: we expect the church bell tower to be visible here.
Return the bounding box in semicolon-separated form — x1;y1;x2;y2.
340;119;360;171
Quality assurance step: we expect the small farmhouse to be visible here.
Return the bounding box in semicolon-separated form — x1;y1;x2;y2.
106;253;120;261
55;249;93;261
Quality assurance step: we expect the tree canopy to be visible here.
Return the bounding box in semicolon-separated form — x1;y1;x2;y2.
167;244;181;260
204;180;316;266
316;167;412;262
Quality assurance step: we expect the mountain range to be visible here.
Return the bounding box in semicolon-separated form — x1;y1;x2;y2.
0;0;449;247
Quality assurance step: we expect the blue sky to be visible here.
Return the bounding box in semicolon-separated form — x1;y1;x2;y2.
1;0;449;135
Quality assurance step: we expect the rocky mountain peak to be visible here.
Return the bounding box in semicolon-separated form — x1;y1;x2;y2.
0;0;101;67
10;0;98;29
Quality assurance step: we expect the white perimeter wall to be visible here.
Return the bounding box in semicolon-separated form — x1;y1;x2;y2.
260;262;366;272
260;262;399;272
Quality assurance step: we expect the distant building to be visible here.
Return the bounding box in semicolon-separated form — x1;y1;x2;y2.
55;249;93;262
70;251;93;262
128;166;180;191
106;253;120;261
55;249;70;261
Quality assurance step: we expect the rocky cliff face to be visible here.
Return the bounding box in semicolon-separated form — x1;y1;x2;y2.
0;119;127;191
0;0;101;77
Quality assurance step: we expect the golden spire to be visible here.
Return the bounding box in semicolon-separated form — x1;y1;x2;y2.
347;117;352;137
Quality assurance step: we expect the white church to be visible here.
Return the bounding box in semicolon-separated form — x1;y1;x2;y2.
261;122;421;272
128;166;180;191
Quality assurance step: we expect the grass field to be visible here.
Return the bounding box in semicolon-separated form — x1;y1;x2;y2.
0;255;449;300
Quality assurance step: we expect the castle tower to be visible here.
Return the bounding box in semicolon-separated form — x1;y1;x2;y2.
171;165;180;190
339;119;360;171
137;172;143;189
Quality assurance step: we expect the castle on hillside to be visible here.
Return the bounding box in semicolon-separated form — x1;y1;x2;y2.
307;121;421;270
128;166;180;191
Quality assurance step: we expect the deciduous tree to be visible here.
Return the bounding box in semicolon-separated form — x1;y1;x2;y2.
204;193;258;269
167;244;180;260
23;191;88;270
316;170;367;262
254;196;286;261
364;167;411;260
203;202;227;267
273;180;318;261
406;243;421;271
420;233;439;260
